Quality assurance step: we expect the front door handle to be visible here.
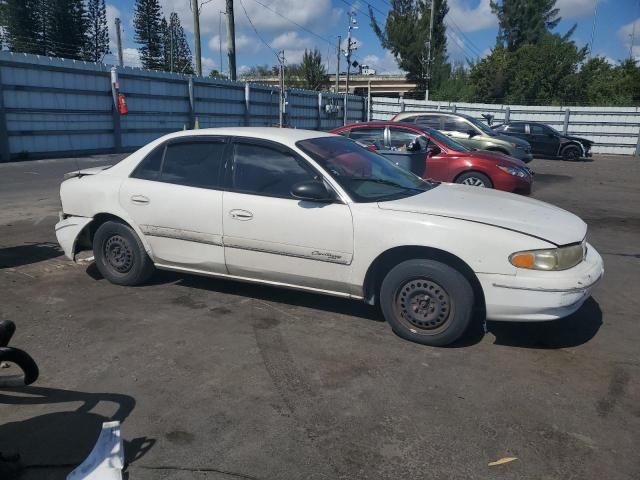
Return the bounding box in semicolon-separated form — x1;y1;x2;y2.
131;195;150;204
229;209;253;221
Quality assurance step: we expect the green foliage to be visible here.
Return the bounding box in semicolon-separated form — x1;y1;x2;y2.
161;12;193;74
298;49;329;90
431;62;474;102
491;0;563;51
370;0;449;92
208;69;227;79
49;0;86;59
134;0;164;70
83;0;109;62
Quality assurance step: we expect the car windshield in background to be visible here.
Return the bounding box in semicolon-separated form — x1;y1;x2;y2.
423;127;470;152
297;136;436;203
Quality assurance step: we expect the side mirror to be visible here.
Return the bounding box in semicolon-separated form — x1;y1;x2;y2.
467;129;478;138
291;181;334;202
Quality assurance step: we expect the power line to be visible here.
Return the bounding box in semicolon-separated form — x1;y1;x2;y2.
237;0;278;58
445;18;483;57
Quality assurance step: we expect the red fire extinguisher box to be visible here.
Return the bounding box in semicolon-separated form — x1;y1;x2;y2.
118;94;128;116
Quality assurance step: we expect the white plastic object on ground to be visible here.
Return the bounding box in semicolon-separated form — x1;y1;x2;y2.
67;421;124;480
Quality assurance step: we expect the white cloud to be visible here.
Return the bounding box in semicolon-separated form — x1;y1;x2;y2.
201;56;217;74
208;33;258;53
122;48;141;68
618;17;640;61
361;51;402;75
447;0;496;32
555;0;604;18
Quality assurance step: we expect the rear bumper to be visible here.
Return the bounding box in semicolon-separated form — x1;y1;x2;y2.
511;150;533;163
478;243;604;321
55;215;92;261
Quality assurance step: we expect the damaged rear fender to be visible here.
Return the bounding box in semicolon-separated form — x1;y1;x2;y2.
55;216;93;261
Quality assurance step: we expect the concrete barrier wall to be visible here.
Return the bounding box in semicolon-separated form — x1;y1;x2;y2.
371;97;640;155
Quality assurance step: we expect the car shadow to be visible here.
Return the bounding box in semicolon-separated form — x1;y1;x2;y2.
177;274;384;322
0;243;62;269
532;155;594;163
484;297;602;349
0;386;154;479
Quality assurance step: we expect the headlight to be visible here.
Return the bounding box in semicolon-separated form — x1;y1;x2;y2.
510;241;586;271
497;164;528;178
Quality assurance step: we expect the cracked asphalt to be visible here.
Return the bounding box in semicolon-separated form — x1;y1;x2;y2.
0;153;639;479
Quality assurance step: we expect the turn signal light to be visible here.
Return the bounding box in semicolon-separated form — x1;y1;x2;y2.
510;252;535;269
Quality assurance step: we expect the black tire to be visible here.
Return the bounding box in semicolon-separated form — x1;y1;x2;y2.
561;144;581;161
93;220;154;286
455;171;493;188
380;259;474;346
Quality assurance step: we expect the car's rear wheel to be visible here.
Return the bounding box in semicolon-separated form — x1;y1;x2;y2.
456;171;493;188
93;220;154;286
380;259;474;346
562;144;581;161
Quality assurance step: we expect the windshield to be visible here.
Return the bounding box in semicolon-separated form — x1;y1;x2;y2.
297;136;436;203
422;127;470;152
466;116;497;136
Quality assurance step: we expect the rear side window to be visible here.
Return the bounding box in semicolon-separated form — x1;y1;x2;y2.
530;124;550;135
131;145;164;180
443;117;472;134
347;127;385;149
161;141;226;188
413;115;441;128
232;143;316;198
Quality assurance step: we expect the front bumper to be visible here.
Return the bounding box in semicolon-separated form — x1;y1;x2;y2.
478;243;604;321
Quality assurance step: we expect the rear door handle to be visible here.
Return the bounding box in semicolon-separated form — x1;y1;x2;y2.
229;209;253;221
131;195;150;204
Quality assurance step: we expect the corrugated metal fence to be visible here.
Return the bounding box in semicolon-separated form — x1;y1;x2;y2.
0;52;364;161
371;97;640;155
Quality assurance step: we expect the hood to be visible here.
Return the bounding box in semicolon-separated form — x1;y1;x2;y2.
493;132;530;148
462;149;528;169
378;184;586;245
565;135;592;146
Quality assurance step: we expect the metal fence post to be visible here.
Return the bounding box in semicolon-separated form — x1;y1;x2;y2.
367;80;371;122
188;76;195;129
110;67;122;153
452;104;457;113
244;83;250;126
399;95;405;112
505;106;510;124
0;68;10;162
635;126;640;157
563;108;570;135
317;92;323;130
343;94;348;126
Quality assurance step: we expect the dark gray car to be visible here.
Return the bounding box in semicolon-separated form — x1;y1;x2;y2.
392;111;533;163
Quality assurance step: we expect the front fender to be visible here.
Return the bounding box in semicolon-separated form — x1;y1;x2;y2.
55;215;92;261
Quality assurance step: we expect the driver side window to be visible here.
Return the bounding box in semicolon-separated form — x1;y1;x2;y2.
389;129;427;152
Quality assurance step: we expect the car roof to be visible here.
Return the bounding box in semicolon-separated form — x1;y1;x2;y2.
159;127;335;146
395;110;472;119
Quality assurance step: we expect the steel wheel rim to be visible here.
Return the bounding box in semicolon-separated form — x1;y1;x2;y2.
565;149;578;160
462;176;486;187
104;235;133;274
394;278;453;333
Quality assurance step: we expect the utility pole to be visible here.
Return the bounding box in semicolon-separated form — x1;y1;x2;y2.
344;12;358;125
170;22;174;72
335;35;341;93
278;50;285;128
588;2;598;58
425;0;436;100
191;0;202;76
630;15;637;60
219;11;225;76
226;0;237;80
114;18;123;67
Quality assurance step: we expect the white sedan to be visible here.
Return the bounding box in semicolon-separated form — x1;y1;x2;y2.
55;128;603;346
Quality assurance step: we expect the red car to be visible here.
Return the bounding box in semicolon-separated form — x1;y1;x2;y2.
330;122;533;194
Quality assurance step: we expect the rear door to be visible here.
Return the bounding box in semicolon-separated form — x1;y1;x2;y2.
345;126;386;151
119;137;228;272
441;117;479;149
222;138;354;294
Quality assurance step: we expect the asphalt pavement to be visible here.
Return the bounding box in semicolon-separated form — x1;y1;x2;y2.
0;153;639;479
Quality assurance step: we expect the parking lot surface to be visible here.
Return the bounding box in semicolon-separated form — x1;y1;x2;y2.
1;153;639;479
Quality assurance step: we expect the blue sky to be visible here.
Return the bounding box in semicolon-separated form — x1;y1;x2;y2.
104;0;640;74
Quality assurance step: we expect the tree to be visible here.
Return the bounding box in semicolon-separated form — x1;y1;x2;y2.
490;0;564;51
83;0;109;62
370;0;449;93
49;0;87;59
299;49;328;90
4;0;46;55
208;69;227;79
160;12;193;73
133;0;164;70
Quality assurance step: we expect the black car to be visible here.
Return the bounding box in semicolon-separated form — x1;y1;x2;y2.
492;121;593;160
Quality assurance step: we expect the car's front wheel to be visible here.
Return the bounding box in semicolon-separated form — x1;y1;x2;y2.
380;259;474;346
561;144;581;161
93;220;154;286
455;171;493;188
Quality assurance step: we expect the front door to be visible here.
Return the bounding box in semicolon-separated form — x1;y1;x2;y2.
530;124;561;156
222;139;354;294
385;127;428;177
119;137;227;273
